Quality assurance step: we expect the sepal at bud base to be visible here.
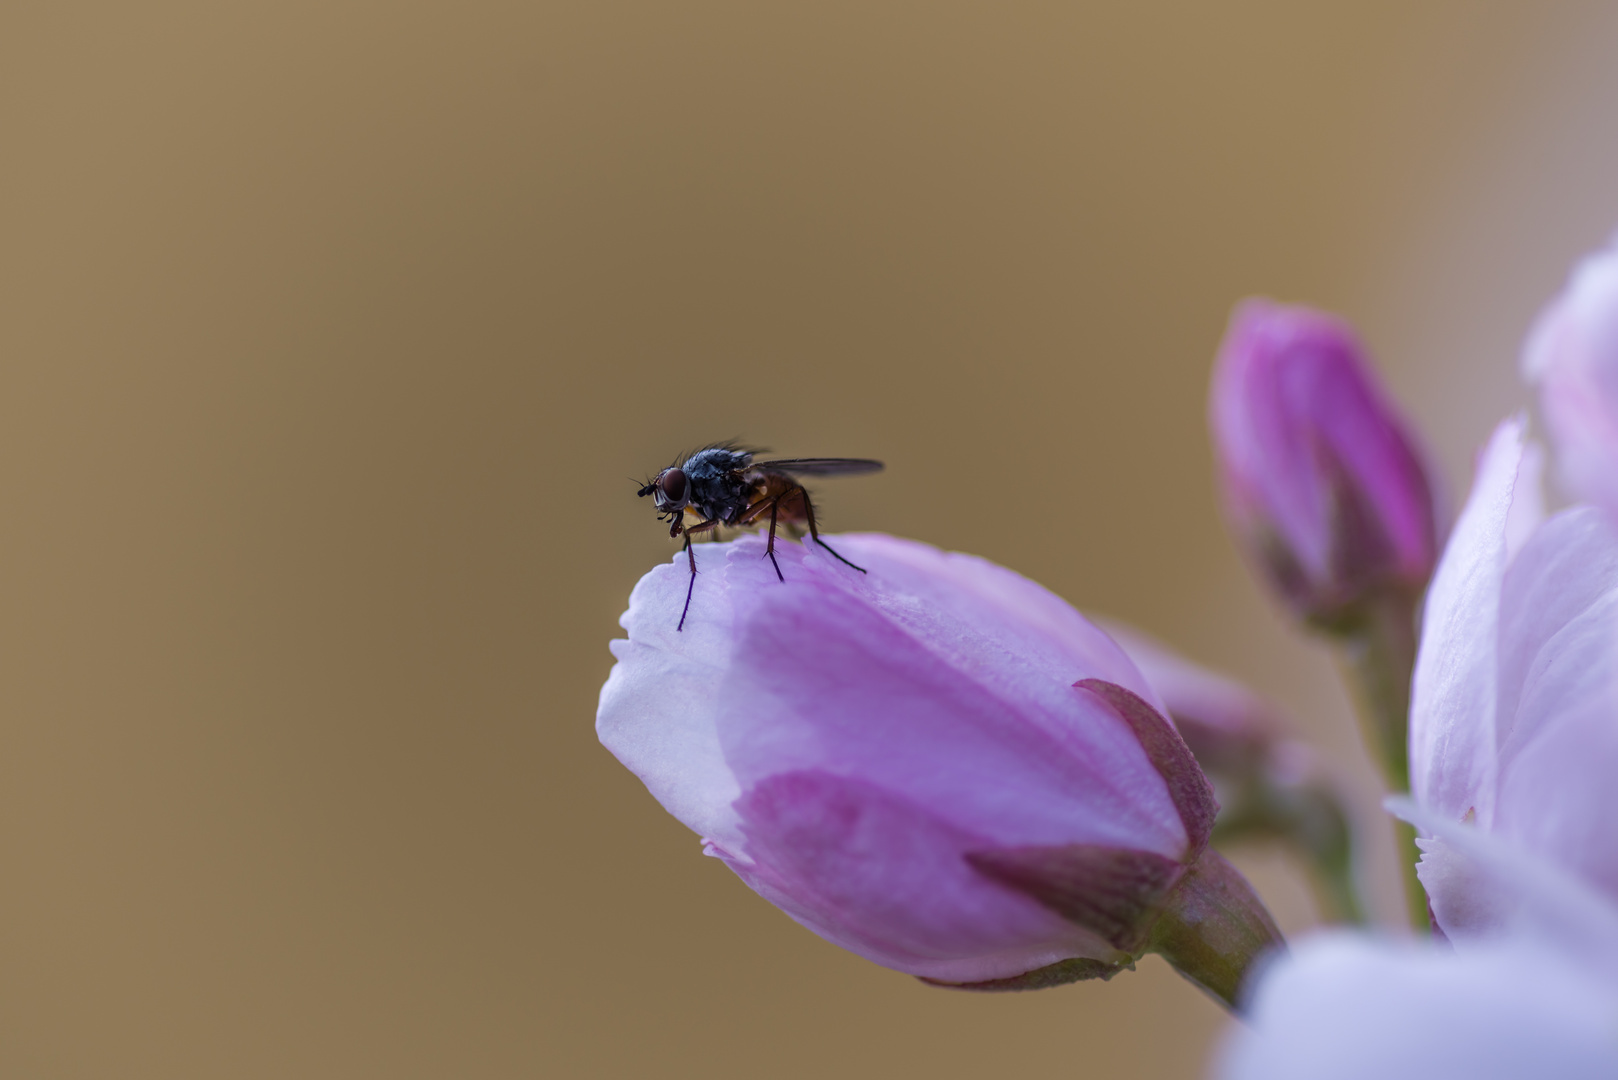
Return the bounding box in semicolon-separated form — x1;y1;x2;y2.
940;845;1285;1010
1105;621;1364;924
931;681;1285;1008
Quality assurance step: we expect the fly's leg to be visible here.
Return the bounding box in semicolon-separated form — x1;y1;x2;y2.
677;532;697;632
676;518;721;631
798;485;866;573
763;497;785;582
735;493;788;583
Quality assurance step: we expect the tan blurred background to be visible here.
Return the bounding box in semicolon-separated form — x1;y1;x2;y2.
4;3;1618;1077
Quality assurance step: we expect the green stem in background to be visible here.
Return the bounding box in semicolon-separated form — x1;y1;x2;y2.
1310;826;1369;928
1210;779;1366;926
1328;587;1427;931
1334;590;1417;792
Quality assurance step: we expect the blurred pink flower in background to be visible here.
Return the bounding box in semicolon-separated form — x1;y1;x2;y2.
1210;300;1439;626
1526;235;1618;519
597;534;1278;991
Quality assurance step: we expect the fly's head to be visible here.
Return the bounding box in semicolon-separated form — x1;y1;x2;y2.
638;467;691;537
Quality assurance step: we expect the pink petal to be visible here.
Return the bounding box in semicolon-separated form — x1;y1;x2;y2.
714;769;1114;983
1527;238;1618;521
1496;692;1618;901
1394;798;1618;965
596;546;745;846
715;537;1189;859
1494;507;1618;767
1479;506;1618;902
1410;418;1530;825
1413;833;1513;941
825;534;1165;711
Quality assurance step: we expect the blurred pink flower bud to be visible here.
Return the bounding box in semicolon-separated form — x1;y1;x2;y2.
1525;235;1618;519
1210;300;1439;626
1410;416;1618;936
598;534;1281;1000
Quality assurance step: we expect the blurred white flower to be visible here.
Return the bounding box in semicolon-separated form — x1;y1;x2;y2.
1216;929;1618;1079
1409;416;1618;929
1217;814;1618;1079
1525;234;1618;519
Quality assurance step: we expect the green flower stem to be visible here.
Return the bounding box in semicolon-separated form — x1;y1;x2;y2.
1310;831;1369;927
1331;588;1427;932
1148;847;1287;1012
1335;590;1416;791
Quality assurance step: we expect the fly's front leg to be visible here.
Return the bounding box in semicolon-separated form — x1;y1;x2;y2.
798;485;866;574
677;532;697;632
676;518;721;632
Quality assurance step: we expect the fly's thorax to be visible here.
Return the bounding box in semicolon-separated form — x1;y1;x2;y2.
681;447;754;480
678;449;754;524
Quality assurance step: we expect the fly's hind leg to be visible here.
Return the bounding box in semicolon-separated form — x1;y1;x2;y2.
797;486;866;574
676;518;722;632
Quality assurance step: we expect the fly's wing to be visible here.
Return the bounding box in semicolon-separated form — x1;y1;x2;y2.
754;458;884;477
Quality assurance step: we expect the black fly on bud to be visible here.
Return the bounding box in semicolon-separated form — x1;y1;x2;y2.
636;445;884;630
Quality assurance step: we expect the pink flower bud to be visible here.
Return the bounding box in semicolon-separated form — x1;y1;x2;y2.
598;534;1280;994
1210;300;1439;625
1524;234;1618;520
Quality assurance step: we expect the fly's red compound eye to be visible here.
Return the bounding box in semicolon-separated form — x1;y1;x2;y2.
658;468;688;505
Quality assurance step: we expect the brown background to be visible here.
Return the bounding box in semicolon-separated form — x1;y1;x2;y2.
5;3;1618;1077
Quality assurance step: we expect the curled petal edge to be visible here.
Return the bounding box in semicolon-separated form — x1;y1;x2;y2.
1387;796;1618;970
1076;678;1220;853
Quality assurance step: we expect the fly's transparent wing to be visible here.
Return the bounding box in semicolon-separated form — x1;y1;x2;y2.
754;458;885;477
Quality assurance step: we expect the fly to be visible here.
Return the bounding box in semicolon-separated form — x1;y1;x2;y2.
636;445;884;631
